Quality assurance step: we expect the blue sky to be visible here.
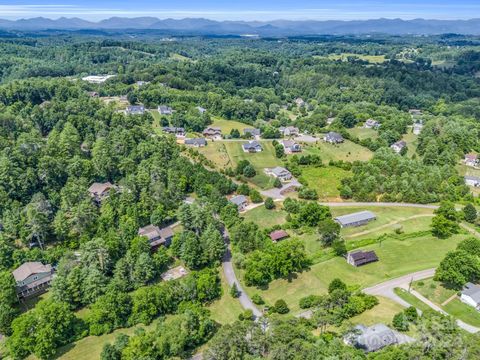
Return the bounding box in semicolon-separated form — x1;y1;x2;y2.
1;1;480;21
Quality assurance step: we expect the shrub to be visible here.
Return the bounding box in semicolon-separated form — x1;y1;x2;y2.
230;283;240;298
273;299;289;314
252;294;265;305
299;295;322;309
392;312;409;332
238;309;254;321
265;197;275;209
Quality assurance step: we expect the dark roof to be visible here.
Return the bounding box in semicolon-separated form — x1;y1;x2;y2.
126;105;145;113
230;195;248;206
335;211;376;226
270;230;289;241
325;131;344;141
185;138;207;146
349;250;378;266
243;128;261;136
242;140;262;150
354;324;398;352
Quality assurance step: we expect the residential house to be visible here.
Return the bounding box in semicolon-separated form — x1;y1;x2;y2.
345;324;414;352
279;126;300;137
125;105;145;115
88;182;114;203
87;91;99;98
158;105;173;115
184;138;207;147
229;195;248;211
295;98;306;107
81;75;115;84
409;109;423;116
460;282;480;309
136;81;149;87
335;211;377;228
161;266;188;281
324;132;344;144
243;128;261;139
138;224;174;250
413;123;424;135
242;140;263;153
347;250;379;267
281;139;301;154
270;230;289;242
266;166;293;182
203;127;223;140
13;262;54;300
391;140;407;154
326;117;335;125
464;153;479;167
162;127;185;137
196;106;207;114
465;176;480;187
364;119;380;129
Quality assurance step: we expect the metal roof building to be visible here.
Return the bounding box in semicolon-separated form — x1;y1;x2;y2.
334;211;376;228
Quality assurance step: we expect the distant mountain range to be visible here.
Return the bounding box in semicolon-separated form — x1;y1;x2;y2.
1;17;480;36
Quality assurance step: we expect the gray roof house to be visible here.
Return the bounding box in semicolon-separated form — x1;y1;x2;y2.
185;138;207;147
229;195;248;211
324;132;344;144
266;166;292;181
243;128;261;137
158;105;173;115
460;283;480;309
279;126;300;137
335;211;376;228
242;140;263;153
413;123;424;135
391;140;407;153
88;182;114;203
125;105;145;115
346;324;414;352
364;119;380;129
162;127;185;136
13;262;54;300
138;224;174;249
203;127;223;140
281;140;301;154
465;176;480;187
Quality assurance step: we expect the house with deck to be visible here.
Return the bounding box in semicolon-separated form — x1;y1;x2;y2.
88;182;114;203
391;140;407;154
242;140;263;153
229;195;248;211
265;166;292;182
13;262;54;300
138;224;174;250
281;139;301;154
203;127;223;140
324;132;344;144
158;105;173;115
125;105;145;115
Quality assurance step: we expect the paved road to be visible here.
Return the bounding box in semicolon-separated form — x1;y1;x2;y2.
260;178;301;200
364;268;480;333
319;202;439;209
221;228;262;318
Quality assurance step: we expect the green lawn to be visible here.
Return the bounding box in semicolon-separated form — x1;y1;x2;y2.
211;118;251;134
198;140;284;189
207;269;244;325
393;288;432;313
348;296;405;326
242;205;287;228
238;232;467;314
303;139;373;162
301;166;351;201
443;299;480;327
347;127;378;140
402;131;419;157
457;164;480;196
412;278;456;305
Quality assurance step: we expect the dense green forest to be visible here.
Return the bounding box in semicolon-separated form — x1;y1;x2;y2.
0;32;479;359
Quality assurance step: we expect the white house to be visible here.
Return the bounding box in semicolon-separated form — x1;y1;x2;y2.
413;123;423;135
460;283;480;309
465;176;480;187
391;140;407;154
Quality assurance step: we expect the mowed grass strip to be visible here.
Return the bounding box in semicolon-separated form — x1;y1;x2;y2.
393;288;432;313
239;233;467;314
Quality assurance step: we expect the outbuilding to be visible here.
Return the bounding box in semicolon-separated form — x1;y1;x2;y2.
334;211;376;228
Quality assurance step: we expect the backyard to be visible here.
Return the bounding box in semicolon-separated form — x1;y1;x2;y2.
302;139;373;162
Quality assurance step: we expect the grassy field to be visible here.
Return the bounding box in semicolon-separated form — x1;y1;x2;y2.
198;140;283;189
348;296;404;326
241;205;287;228
238;232;468;314
402;131;420;157
412;277;480;327
302;140;373;162
347;127;379;140
210;118;251;134
393;288;432;313
316;53;387;64
207;270;244;325
301;166;351;201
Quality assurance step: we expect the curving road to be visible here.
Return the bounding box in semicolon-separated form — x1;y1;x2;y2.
319;202;439;209
221;228;262;318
